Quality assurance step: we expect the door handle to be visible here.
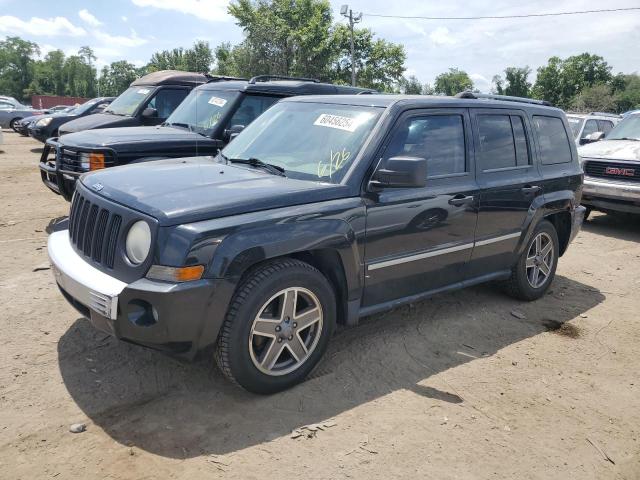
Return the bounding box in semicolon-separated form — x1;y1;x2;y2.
521;185;541;195
448;195;474;207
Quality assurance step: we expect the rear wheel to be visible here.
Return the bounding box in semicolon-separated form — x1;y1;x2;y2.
9;118;22;132
215;258;336;394
504;220;559;301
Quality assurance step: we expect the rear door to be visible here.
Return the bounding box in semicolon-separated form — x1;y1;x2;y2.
467;108;541;277
363;108;479;306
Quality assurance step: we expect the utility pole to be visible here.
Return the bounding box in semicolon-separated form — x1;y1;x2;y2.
340;5;362;86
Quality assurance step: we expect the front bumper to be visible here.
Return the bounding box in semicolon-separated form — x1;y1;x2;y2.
48;230;231;356
28;126;49;143
582;177;640;214
39;138;80;201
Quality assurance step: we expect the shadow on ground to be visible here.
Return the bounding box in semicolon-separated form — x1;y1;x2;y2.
582;211;640;242
30;147;43;153
58;274;604;459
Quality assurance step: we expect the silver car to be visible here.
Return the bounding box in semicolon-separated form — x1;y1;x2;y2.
566;112;620;147
0;98;44;130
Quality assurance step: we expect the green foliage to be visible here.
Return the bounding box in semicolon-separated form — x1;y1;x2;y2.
398;75;423;94
504;66;531;97
98;61;141;96
147;40;214;73
433;68;473;96
611;74;640;113
491;75;504;95
0;36;39;100
571;84;616;113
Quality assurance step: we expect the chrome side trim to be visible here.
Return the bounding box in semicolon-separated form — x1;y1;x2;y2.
367;231;522;271
48;230;126;320
367;242;474;271
474;231;522;247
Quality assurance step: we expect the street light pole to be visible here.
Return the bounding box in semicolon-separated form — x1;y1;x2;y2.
341;5;362;87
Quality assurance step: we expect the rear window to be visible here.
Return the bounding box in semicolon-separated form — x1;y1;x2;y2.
477;114;530;171
532;116;573;165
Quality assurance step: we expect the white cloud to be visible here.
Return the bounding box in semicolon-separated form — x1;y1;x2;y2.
470;73;491;91
78;9;102;27
131;0;230;22
429;27;456;46
94;29;148;48
122;16;128;22
0;15;86;36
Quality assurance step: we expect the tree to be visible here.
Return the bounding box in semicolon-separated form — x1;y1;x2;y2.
504;66;531;97
491;75;504;95
148;41;214;73
398;75;423;94
531;56;563;106
611;74;640;113
329;24;405;91
228;0;335;79
433;68;473;96
0;36;40;100
98;61;140;96
571;84;616;113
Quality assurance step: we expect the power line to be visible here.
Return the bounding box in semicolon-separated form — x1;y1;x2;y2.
363;7;640;21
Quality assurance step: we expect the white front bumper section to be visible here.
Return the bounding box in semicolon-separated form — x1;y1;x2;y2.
48;230;127;319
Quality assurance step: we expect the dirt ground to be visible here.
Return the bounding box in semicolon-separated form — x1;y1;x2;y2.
0;130;639;480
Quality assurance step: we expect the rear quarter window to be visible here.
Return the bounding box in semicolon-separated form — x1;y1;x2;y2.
532;115;573;165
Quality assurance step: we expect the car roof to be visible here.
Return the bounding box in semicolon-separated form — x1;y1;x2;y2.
196;79;375;96
131;70;210;87
282;94;565;113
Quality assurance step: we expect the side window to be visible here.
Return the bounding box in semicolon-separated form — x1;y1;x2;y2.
582;119;598;138
0;101;14;110
228;95;280;127
383;114;466;178
147;89;189;118
477;114;530;171
597;120;614;136
532;115;573;165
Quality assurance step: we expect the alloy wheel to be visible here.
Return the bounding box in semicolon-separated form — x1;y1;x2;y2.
526;232;554;288
249;287;323;376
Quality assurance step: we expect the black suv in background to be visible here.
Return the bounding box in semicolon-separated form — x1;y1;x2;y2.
28;97;114;143
39;75;374;200
48;92;584;393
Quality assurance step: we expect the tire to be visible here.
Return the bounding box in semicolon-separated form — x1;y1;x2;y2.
215;258;336;394
583;207;592;222
504;220;559;301
10;118;22;132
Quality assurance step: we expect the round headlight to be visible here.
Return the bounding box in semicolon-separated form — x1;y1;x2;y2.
125;221;151;265
36;117;52;127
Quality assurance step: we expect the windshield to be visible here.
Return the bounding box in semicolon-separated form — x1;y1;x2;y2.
607;115;640;140
221;101;383;183
566;116;583;139
104;86;154;116
72;98;102;116
166;89;238;135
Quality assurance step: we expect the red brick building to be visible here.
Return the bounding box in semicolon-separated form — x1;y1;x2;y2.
30;95;89;109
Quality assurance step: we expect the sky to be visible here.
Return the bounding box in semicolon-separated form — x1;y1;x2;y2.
0;0;639;92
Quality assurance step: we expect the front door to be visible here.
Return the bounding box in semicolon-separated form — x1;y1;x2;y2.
467;108;542;277
363;108;479;307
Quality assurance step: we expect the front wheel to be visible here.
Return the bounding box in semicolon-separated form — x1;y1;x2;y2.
10;118;22;132
504;220;559;301
215;259;336;394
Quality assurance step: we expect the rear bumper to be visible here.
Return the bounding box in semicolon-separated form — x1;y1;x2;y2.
48;230;231;357
569;205;586;245
582;177;640;214
38;138;79;201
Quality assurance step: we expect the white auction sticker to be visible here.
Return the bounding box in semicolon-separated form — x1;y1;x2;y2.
313;114;359;132
208;96;227;107
137;88;150;95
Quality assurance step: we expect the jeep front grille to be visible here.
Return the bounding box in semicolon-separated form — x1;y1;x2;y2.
69;192;121;268
584;160;640;182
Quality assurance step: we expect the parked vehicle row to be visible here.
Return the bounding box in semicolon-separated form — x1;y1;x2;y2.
46;90;585;393
0;96;47;131
566;112;620;146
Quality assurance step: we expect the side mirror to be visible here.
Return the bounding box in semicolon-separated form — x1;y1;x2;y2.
224;124;245;142
581;131;605;144
141;107;158;118
370;156;427;189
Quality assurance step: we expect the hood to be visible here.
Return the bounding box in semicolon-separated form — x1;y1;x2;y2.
58;125;208;149
60;112;137;134
579;139;640;162
81;157;351;226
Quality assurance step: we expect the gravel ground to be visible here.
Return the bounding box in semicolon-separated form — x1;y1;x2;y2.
0;130;639;479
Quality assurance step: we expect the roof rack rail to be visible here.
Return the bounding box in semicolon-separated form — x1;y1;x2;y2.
455;91;552;107
205;74;248;82
248;75;320;84
589;111;621;118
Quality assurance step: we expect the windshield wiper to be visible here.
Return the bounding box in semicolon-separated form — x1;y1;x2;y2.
226;156;286;177
166;122;192;131
611;137;639;141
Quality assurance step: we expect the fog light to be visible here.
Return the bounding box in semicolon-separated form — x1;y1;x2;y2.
126;299;157;327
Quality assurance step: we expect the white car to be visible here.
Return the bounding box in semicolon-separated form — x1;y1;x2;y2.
567;112;620;147
579;112;640;217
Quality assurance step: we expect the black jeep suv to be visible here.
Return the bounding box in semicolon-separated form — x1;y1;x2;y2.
39;75;373;200
48;92;585;393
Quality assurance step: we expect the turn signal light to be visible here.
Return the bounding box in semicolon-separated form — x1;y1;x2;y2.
90;152;105;170
146;265;205;282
